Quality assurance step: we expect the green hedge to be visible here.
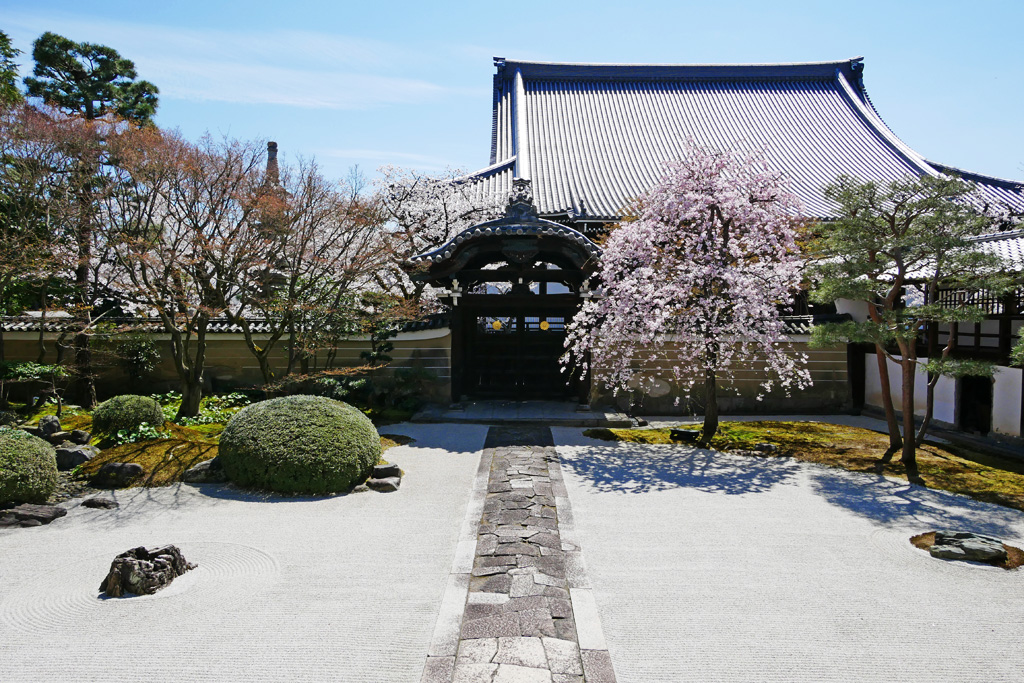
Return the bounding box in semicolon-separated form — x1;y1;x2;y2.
0;429;58;504
92;394;165;435
218;395;380;494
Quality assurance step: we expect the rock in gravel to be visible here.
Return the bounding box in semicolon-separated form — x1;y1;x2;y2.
91;462;145;489
55;444;101;471
930;530;1008;564
38;415;61;436
0;503;68;528
753;443;778;453
373;463;402;479
182;457;227;484
99;545;196;597
81;497;119;509
367;476;401;492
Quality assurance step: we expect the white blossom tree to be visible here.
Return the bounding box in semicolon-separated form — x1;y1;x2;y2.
374;166;502;303
564;143;810;443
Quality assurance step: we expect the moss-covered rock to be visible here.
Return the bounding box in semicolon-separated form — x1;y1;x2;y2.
91;395;165;435
218;395;381;494
0;428;58;504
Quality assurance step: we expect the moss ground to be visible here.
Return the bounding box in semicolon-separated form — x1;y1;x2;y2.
584;421;1024;513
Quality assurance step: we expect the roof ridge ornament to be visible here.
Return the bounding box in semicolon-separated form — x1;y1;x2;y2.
506;178;537;221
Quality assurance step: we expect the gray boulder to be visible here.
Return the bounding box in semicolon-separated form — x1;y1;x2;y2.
81;497;119;509
55;444;101;471
372;463;402;479
38;415;61;436
70;430;92;445
91;462;145;489
182;457;227;484
366;476;401;492
47;431;72;445
0;503;67;528
930;530;1007;564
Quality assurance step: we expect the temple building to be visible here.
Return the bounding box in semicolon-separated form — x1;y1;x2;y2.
409;56;1024;436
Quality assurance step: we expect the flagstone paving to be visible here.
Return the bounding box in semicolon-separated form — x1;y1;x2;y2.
423;426;616;683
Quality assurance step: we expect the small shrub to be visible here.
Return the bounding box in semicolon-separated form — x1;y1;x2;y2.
92;395;166;435
218;395;380;494
176;392;252;426
0;428;58;504
113;422;168;445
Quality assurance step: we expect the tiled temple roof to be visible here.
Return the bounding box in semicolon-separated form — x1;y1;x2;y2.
466;57;1024;221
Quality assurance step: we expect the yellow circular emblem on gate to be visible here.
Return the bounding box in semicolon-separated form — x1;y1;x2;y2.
540;320;550;331
492;320;502;330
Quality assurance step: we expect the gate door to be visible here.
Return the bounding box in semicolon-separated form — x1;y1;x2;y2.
468;312;573;399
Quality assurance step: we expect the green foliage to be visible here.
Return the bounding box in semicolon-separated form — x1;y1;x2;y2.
175;392;251;426
150;390;182;421
0;361;68;382
24;31;158;123
218;395;381;494
808;174;1008;358
0;428;57;504
381;367;438;412
923;357;995;379
147;390;253;426
1013;338;1024;369
113;333;161;384
0;30;23;106
91;394;165;435
112;421;167;445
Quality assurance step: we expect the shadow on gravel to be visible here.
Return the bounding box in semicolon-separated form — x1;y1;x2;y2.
559;443;800;495
809;468;1024;537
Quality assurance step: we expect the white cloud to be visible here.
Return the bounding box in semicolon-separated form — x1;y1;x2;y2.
3;11;451;110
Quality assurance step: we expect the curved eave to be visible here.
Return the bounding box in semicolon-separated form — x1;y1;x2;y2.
408;214;602;268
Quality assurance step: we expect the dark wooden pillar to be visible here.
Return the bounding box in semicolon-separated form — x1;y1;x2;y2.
847;343;866;414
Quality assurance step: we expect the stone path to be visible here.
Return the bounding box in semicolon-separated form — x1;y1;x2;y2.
422;426;616;683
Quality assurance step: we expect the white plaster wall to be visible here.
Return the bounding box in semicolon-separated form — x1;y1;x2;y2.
864;354;961;428
992;366;1022;437
835;299;870;322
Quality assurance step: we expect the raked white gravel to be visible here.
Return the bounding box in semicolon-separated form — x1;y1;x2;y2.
0;423;487;683
553;427;1024;683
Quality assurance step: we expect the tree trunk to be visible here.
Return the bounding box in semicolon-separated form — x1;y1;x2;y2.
700;365;719;446
176;380;203;421
72;331;96;409
256;352;273;386
899;355;923;484
36;285;49;364
916;379;936;448
874;344;903;467
285;320;297;376
916;323;955;447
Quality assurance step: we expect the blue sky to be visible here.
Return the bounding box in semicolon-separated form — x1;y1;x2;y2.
4;0;1022;183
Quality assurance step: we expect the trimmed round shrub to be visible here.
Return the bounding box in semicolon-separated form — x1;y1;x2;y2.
91;394;165;435
218;395;381;494
0;428;58;504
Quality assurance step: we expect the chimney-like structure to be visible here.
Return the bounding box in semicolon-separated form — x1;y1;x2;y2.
266;141;279;185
